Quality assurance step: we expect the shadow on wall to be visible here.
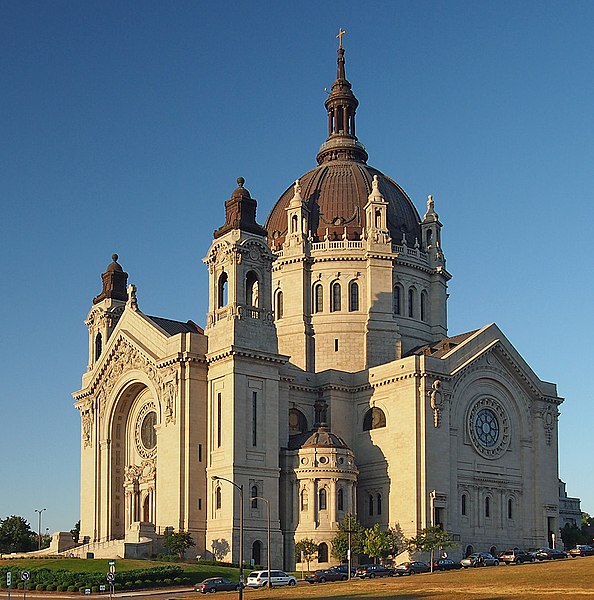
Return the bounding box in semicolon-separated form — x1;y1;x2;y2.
211;538;230;561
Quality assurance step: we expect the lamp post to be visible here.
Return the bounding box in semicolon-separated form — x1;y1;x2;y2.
34;509;46;551
212;477;244;599
250;496;271;589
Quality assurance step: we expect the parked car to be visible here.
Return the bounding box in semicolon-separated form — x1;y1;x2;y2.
498;549;535;564
569;544;594;557
431;558;463;571
306;569;347;583
195;577;241;593
246;570;297;588
330;564;356;577
460;552;499;567
395;561;430;575
355;564;394;578
532;547;568;560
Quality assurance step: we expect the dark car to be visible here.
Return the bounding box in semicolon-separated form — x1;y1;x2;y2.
330;564;357;577
432;558;463;571
395;561;430;575
355;564;394;578
533;547;568;560
498;549;535;564
305;569;347;583
195;577;241;593
569;544;594;557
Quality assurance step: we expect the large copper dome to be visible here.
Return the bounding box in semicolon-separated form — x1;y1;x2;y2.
265;45;421;246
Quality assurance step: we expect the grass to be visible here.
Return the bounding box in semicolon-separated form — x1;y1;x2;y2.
0;557;237;580
228;558;594;599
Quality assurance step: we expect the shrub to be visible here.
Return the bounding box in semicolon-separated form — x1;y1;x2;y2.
142;580;152;588
46;584;56;591
67;585;77;592
163;578;173;585
36;584;46;591
91;586;99;593
78;586;88;593
57;585;67;592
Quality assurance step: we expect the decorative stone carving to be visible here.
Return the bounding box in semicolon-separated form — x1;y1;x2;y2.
468;396;511;459
78;399;94;448
162;376;178;426
429;379;444;428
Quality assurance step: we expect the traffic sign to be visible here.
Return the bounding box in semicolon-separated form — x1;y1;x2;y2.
21;571;30;581
106;573;115;583
108;560;116;574
6;572;11;586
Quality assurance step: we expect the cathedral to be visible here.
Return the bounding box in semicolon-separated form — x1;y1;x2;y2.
73;43;563;568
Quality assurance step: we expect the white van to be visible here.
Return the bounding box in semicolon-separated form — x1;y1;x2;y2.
246;570;297;588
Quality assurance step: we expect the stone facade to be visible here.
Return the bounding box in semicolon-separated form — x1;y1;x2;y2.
74;46;564;567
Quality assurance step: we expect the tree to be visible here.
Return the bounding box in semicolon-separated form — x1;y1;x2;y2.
561;523;588;549
331;513;365;562
384;524;406;559
406;526;456;573
361;523;406;563
70;520;81;543
162;530;196;560
0;515;36;553
295;538;318;571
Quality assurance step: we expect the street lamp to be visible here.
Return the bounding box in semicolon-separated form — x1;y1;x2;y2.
34;508;46;551
212;477;244;600
250;495;271;589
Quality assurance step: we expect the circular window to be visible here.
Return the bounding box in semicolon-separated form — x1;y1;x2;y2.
338;457;345;465
319;456;328;464
135;402;157;459
141;412;157;450
468;398;510;459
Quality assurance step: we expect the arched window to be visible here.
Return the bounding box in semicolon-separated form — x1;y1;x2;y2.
252;540;262;566
291;214;298;233
319;488;327;510
377;493;382;516
331;281;341;312
317;542;328;563
420;291;428;322
461;493;467;516
408;287;415;318
94;332;102;361
337;488;344;512
313;283;323;313
215;486;222;510
289;408;307;435
508;498;513;519
368;494;374;516
251;486;258;509
363;407;386;431
349;281;359;312
275;290;283;319
426;228;433;246
217;272;228;308
465;545;474;558
485;496;491;518
246;270;259;307
393;285;402;315
301;489;308;511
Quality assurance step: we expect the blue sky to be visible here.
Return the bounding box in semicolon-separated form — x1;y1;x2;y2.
1;1;593;534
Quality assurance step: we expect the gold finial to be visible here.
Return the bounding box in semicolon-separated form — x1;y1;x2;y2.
337;28;346;49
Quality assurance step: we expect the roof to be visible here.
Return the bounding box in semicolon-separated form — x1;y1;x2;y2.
146;316;203;336
407;330;479;358
287;425;350;451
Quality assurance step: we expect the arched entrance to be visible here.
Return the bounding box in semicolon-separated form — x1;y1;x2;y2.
465;545;474;558
252;540;262;566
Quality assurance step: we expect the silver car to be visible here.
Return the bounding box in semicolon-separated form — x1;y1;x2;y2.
460;552;499;567
246;570;297;588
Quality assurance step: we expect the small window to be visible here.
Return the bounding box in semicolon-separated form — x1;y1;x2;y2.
368;494;374;516
275;290;283;319
215;487;222;510
94;332;102;361
217;393;222;448
331;281;341;312
289;408;308;435
251;486;258;509
217;272;228;308
198;443;202;462
485;496;491;518
420;291;428;322
246;270;259;307
377;493;382;516
301;489;308;511
337;488;344;511
363;407;386;431
291;214;298;233
408;287;415;318
334;338;339;352
508;498;513;519
319;488;327;510
349;281;359;311
313;283;323;313
461;493;467;516
198;498;202;510
252;391;257;447
393;285;402;315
